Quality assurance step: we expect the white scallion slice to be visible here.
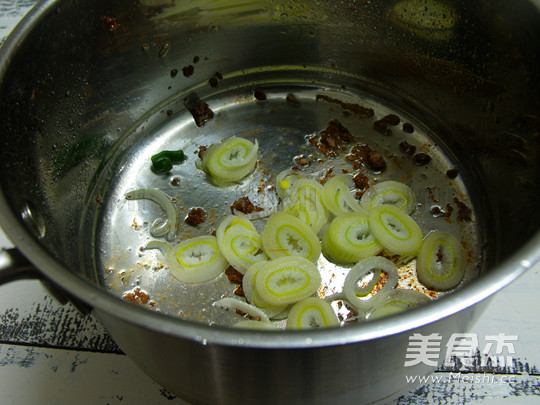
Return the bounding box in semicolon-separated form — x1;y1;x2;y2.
200;137;258;184
143;240;171;255
261;212;321;262
322;174;365;216
254;256;322;306
368;204;423;256
322;212;384;264
125;188;178;241
242;262;288;318
213;297;270;323
416;230;466;290
284;179;329;234
343;256;399;312
360;180;416;214
286;297;340;329
167;235;227;283
369;289;432;320
232;320;279;330
216;214;267;274
276;169;306;199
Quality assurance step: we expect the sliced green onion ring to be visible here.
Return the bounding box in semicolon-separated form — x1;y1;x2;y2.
322;212;384;264
213;297;270;323
261;212;321;262
242;262;288;318
369;289;432;320
322;174;365;216
125;188;178;241
416;230;466;290
276;169;306;199
216;214;268;274
232;320;279;330
286;297;340;329
200;136;258;184
167;235;227;283
254;256;322;306
368;204;423;256
360;180;416;214
284;179;329;234
343;256;399;312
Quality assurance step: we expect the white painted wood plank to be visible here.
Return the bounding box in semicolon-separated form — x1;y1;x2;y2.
0;344;187;405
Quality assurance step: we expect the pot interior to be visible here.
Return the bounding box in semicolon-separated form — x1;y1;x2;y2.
0;0;539;327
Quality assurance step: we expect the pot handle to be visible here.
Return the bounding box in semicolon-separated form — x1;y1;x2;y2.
0;247;92;314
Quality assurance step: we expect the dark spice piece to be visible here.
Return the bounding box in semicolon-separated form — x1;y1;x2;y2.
308;119;354;157
170;69;178;78
316;95;374;117
346;144;386;172
166;109;173;117
123;288;149;305
230;196;263;214
367;150;386;171
234;285;245;297
185;207;207;226
101;15;121;32
373;119;392;136
254;89;267;101
185;93;214;127
193;56;200;63
182;65;194;77
286;93;300;105
225;266;244;284
413;153;431;166
446;169;459;179
402;123;414;133
209;77;218;88
381;114;400;126
399;141;416;156
353;172;369;194
295;156;309;166
454;197;472;222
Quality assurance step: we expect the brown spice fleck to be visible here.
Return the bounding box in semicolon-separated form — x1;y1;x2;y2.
254;89;267;101
101;15;120;32
158;42;170;58
187;99;214;127
454;197;472;222
352;172;369;194
308;119;354;157
197;145;208;159
170;177;180;186
225;266;244;284
182;65;194;77
193;56;200;63
295;156;310;166
286;93;300;105
230;196;263;214
413;153;431;166
234;285;245;297
185;207;207;226
209;77;218;88
446;169;459;179
402;123;414;133
399;141;416;156
170;69;178;78
346;144;386;172
316;94;374;117
123;287;149;305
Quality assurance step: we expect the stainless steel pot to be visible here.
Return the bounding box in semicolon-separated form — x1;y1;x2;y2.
0;1;539;404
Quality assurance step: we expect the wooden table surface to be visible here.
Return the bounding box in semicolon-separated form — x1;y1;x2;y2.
1;2;539;404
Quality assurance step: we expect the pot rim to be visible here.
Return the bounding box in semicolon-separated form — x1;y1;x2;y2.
1;0;539;349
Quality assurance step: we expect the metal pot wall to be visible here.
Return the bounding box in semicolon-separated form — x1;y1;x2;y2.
0;0;539;404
